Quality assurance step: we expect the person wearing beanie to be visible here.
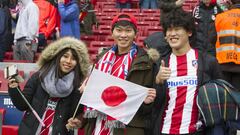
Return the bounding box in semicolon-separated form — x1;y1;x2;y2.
67;13;160;135
8;37;91;135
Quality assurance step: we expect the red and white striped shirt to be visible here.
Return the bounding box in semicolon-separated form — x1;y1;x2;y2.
161;49;199;134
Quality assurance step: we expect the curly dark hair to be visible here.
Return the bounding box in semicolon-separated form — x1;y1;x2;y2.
160;8;196;47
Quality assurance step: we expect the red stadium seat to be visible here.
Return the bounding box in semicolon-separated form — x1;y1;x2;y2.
141;9;160;14
0;70;4;79
4;52;13;60
90;41;113;48
0;108;6;123
81;35;99;45
98;25;111;31
2;60;32;63
121;8;140;14
0;79;9;92
2;125;19;135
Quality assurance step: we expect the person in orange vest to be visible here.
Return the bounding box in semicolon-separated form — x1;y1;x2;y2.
215;0;240;90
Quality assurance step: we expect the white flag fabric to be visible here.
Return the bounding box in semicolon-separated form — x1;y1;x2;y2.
80;69;148;124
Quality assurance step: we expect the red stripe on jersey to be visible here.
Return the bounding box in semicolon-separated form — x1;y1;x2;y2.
104;54;115;73
99;120;110;135
160;89;170;132
189;50;199;132
170;55;188;134
162;49;198;134
111;55;125;78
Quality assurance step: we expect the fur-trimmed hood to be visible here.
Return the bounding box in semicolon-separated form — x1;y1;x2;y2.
146;48;160;62
37;37;91;79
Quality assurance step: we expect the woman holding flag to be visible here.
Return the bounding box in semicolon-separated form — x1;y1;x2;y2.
67;13;159;135
8;37;91;135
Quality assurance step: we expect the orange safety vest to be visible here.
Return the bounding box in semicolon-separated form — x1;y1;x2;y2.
215;8;240;64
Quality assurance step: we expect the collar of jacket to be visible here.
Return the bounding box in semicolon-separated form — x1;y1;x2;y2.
96;45;159;72
129;47;152;71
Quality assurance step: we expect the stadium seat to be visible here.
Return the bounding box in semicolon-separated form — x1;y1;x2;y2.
29;71;36;77
98;25;111;31
121;8;140;14
2;125;18;135
0;79;9;92
0;70;4;79
3;60;32;63
81;35;99;45
0;108;6;124
4;52;13;60
90;41;113;48
141;9;160;14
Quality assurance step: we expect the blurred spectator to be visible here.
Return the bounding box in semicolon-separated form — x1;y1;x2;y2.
80;0;98;35
193;0;222;56
34;0;60;48
0;0;12;61
11;0;39;62
140;0;158;9
58;0;80;39
143;32;170;58
215;0;240;90
158;0;185;13
116;0;131;9
91;0;96;7
215;0;232;10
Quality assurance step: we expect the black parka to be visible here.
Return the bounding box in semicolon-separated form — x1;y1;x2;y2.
193;2;222;56
8;72;81;135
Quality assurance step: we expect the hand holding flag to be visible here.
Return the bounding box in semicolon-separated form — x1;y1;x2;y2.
80;69;149;124
79;77;89;93
66;116;83;130
144;88;156;104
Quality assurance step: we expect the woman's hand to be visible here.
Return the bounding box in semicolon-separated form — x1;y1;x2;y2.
79;77;88;93
144;88;156;104
8;78;19;88
66;117;82;130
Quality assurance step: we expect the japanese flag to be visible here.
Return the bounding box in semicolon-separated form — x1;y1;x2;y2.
80;69;148;124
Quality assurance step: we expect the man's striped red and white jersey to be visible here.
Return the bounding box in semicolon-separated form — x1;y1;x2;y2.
161;49;200;134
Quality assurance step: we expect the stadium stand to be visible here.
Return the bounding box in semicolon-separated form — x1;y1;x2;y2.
0;0;200;134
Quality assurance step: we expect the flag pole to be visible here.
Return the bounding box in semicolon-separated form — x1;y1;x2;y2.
16;87;45;127
72;64;95;119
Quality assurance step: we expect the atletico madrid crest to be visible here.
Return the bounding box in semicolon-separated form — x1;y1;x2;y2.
192;60;198;68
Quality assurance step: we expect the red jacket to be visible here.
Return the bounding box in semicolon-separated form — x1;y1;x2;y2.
34;0;60;38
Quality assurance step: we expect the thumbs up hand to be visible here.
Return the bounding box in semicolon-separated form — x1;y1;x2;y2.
156;60;171;84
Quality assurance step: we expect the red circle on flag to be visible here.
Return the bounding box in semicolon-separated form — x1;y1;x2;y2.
101;86;127;107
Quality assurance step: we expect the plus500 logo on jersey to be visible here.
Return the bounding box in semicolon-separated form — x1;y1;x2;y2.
167;76;198;88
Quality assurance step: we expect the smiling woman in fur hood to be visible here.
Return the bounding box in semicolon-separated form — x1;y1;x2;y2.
8;37;91;135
